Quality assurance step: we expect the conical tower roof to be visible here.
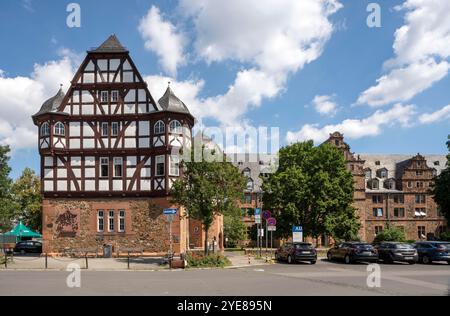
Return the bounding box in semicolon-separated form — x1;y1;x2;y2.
158;86;191;115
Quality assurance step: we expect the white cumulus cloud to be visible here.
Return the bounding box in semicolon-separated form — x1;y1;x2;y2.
286;103;416;144
312;94;338;116
0;51;77;151
357;0;450;107
419;104;450;124
138;6;186;76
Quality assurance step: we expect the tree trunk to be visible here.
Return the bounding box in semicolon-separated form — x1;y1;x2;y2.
204;226;209;256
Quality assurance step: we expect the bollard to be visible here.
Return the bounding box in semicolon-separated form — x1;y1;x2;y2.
4;252;7;269
45;253;48;269
85;253;88;270
248;252;251;265
127;252;130;270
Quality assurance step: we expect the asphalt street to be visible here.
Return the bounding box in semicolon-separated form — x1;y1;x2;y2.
0;259;449;296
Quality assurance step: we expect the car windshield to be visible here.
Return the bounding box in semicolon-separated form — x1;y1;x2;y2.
395;244;414;249
294;244;312;249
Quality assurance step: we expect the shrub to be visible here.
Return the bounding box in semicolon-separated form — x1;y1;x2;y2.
373;227;406;243
438;232;450;241
186;252;231;268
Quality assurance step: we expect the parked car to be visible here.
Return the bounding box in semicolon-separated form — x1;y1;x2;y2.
375;242;418;264
414;241;450;264
275;242;317;264
327;242;378;264
13;241;42;254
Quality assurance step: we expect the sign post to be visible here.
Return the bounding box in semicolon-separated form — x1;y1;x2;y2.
254;208;261;256
267;218;276;257
163;208;177;267
292;226;303;243
262;211;271;258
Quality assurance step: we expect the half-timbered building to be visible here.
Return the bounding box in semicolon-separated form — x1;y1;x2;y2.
32;35;211;255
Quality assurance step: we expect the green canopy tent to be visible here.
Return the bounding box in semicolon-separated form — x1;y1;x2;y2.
4;222;42;242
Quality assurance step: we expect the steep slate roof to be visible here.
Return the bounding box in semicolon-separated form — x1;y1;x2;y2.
89;34;128;53
33;88;66;117
158;86;191;115
360;154;447;193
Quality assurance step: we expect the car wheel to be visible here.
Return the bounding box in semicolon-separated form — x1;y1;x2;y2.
311;260;316;265
344;255;352;264
287;255;293;264
422;256;431;264
327;252;333;261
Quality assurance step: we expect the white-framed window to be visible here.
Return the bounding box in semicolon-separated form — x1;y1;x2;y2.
101;91;109;103
40;122;50;136
169;155;180;176
156;155;165;176
111;122;119;136
113;157;123;177
54;122;65;136
373;208;383;217
169;120;182;134
100;157;109;177
243;168;251;178
246;178;254;191
111;90;119;102
101;122;109;137
97;210;104;232
364;168;372;179
119;210;125;232
154;120;165;134
108;210;114;232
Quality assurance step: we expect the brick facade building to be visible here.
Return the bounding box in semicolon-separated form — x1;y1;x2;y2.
325;132;447;242
32;36;223;255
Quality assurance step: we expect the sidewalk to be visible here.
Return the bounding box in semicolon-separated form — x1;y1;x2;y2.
224;251;272;268
1;255;167;271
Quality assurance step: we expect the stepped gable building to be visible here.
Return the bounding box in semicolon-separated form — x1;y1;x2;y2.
326;132;448;242
31;35;216;255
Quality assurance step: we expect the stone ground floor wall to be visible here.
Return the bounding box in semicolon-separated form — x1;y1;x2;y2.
42;197;187;255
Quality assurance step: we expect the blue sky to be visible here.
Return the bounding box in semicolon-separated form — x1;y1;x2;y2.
0;0;449;179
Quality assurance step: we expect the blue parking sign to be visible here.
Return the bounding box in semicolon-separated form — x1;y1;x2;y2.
292;226;303;232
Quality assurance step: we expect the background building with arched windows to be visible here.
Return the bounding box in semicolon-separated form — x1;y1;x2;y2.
31;35;223;255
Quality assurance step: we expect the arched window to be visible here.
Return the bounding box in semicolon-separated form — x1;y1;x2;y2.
169;120;182;134
242;168;251;178
54;122;65;136
40;122;50;136
154;120;165;135
246;178;254;191
364;168;371;179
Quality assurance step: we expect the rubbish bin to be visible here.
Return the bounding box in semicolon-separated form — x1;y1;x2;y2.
103;244;112;258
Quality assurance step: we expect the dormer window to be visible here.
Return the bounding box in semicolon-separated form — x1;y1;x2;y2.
169;120;182;134
369;179;379;190
154;120;165;135
54;122;65;136
364;168;372;179
246;178;254;191
375;161;381;166
243;168;251;178
385;179;395;190
376;168;388;178
434;161;440;166
40;122;50;137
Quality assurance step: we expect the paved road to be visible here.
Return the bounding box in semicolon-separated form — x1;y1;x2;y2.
0;259;449;296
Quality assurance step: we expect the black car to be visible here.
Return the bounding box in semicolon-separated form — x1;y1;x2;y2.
327;242;378;264
275;242;317;264
14;241;42;254
414;241;450;264
376;242;418;264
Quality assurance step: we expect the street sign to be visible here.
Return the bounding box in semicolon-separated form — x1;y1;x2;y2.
262;210;271;220
267;217;276;226
268;226;276;231
293;225;303;242
163;208;177;215
254;208;262;224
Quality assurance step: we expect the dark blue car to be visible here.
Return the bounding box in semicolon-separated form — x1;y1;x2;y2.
414;241;450;264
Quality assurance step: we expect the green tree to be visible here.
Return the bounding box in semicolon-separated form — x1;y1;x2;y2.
373;226;406;243
432;135;450;225
171;147;246;254
11;168;42;231
262;141;360;242
0;145;13;231
223;211;247;248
